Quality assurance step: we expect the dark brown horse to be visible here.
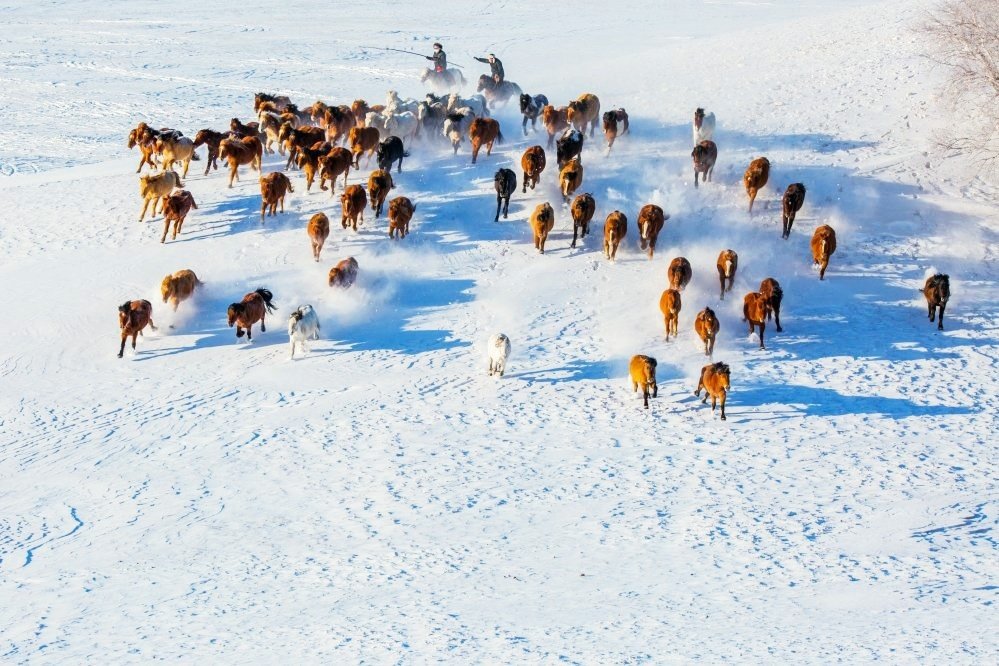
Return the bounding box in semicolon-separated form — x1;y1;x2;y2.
118;299;156;358
923;274;950;330
570;193;596;248
227;289;276;341
782;183;806;239
193;129;230;176
759;278;784;332
692;140;717;188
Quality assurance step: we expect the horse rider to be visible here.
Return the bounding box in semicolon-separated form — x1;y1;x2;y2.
426;42;447;73
474;53;504;83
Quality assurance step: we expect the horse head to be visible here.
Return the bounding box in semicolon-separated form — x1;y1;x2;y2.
227;303;243;327
694;107;705;128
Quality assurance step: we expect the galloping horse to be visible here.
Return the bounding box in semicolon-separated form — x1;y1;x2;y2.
420;67;466;93
476;75;523;109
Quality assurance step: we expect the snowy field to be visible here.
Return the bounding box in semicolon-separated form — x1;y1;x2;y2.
1;0;997;662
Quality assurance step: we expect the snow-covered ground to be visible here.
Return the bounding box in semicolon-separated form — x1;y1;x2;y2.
1;0;997;662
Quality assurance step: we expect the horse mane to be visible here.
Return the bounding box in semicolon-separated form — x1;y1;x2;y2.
519;94;531;112
118;301;132;314
445;112;465;123
703;306;715;317
712;361;730;374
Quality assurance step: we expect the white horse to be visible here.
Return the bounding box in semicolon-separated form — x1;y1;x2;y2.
693;107;716;145
288;305;321;359
447;92;489;118
384;110;419;143
487;333;512;377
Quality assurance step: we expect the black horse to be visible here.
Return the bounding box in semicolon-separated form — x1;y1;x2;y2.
556;128;584;169
520;93;549;136
494;168;517;222
376;136;409;173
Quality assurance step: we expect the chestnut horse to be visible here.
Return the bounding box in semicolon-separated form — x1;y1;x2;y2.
659;289;681;341
603;210;627;261
668;257;692;291
541;105;569;149
307;212;330;262
743;156;770;213
227;289;276;341
521;145;546;192
695;362;730;420
602;108;629;152
328;257;359;288
716;249;738;299
811;224;837;280
219;135;262;187
161;269;203;312
637;204;667;259
118;299;156;358
743;291;769;349
694;307;719;356
567;93;601;137
529;202;555;254
629;355;658;409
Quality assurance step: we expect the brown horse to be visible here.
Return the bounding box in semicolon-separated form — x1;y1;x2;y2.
227;288;276;341
307;212;330;262
567;93;601;137
319;147;353;196
161;269;203;311
348;126;380;168
811;224;837;280
659;289;681;341
219;135;262;187
279;124;325;170
716;249;738;299
570;192;595;248
559;157;583;202
367;168;395;218
692;140;717;188
743;157;770;213
160;190;198;243
668;257;692;291
629;355;658;409
759;278;784;332
602;108;629;152
230;117;261;139
295;142;330;192
782;183;806;239
193;129;229;176
469;117;502;163
521;145;546;192
341;184;367;231
529;202;555;254
541;105;569;149
323;105;357;145
388;196;416;239
603;210;627;261
118;299;156;358
328;257;359;288
260;172;294;222
637;204;667;259
743;291;769;349
694;307;720;356
254;92;292;113
695;362;730;420
128;125;158;173
923;273;950;330
139;170;183;222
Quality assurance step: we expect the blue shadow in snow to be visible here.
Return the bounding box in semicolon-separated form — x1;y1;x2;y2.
732;383;974;420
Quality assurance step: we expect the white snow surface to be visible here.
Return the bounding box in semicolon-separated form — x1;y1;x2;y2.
1;0;998;662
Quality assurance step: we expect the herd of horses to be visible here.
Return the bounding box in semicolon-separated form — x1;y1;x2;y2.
120;80;952;418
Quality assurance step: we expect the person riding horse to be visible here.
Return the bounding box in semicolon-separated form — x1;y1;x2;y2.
426;42;446;72
475;53;504;83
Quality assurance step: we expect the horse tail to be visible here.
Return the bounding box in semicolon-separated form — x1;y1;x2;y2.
256;288;277;313
496;130;504;145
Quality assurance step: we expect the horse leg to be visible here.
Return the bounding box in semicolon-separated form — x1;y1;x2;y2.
774;306;783;333
260;315;266;333
694;171;699;189
503;194;510;219
495;193;501;222
131;332;139;352
759;322;766;349
938;303;945;330
522;115;528;136
719;273;725;300
719;391;727;421
182;158;190;179
928;301;935;322
522;172;528;194
643;386;649;409
571;223;578;249
260;200;266;223
139;198;151;222
161;218;170;243
819;259;828;280
228;166;236;188
711;394;717;413
118;334;127;358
